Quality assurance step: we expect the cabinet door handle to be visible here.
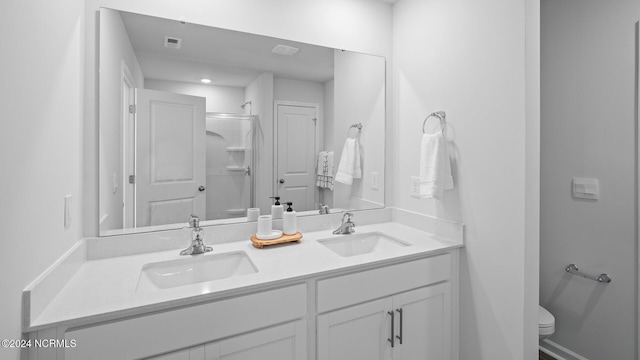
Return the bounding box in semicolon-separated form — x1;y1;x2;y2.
396;308;403;344
387;311;395;347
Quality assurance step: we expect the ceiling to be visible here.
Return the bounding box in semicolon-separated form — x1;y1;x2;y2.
120;11;335;87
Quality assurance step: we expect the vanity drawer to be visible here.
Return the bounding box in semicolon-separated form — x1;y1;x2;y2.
317;254;451;313
65;284;306;360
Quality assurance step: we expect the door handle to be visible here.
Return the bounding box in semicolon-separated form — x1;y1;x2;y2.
198;186;206;192
279;179;285;184
387;311;395;348
396;308;403;344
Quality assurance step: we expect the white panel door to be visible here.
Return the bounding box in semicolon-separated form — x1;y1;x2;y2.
135;89;206;227
276;103;318;211
392;283;451;360
317;297;393;360
204;320;306;360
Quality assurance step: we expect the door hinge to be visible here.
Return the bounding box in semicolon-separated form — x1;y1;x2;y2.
312;118;317;125
128;175;135;184
129;105;136;114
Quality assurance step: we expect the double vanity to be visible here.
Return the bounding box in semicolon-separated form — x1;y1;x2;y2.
24;209;463;360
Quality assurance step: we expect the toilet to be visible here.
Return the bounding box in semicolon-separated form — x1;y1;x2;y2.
538;306;555;340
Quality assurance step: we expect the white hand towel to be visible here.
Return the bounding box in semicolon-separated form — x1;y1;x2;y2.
316;151;334;190
419;131;453;200
335;138;362;185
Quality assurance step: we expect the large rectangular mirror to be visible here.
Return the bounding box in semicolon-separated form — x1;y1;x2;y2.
99;8;385;236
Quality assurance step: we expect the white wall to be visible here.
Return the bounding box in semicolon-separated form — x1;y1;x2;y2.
323;79;335;207
274;77;325;105
323;80;336;153
145;79;245;114
0;1;85;358
392;0;539;359
99;8;144;232
84;0;393;235
540;0;638;358
246;72;275;214
334;50;386;209
524;0;541;356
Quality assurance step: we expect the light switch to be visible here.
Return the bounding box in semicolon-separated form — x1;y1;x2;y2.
411;176;421;197
371;172;379;190
572;178;599;200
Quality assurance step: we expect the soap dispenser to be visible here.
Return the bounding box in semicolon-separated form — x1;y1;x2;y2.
270;196;284;219
283;202;297;235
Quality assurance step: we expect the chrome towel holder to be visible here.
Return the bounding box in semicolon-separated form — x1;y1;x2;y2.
347;123;362;138
423;111;447;134
565;263;612;283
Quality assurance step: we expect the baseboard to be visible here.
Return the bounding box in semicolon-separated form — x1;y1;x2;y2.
539;339;589;360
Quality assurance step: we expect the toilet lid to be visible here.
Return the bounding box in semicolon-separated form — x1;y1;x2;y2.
539;306;554;328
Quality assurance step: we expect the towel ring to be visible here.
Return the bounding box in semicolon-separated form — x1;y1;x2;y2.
347;123;362;138
422;111;446;134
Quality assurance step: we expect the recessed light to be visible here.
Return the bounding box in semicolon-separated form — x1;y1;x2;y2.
200;78;211;84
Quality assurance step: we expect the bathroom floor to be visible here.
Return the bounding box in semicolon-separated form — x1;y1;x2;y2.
539;350;557;360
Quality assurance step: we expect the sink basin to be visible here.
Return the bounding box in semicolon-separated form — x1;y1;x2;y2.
136;251;257;292
317;232;410;257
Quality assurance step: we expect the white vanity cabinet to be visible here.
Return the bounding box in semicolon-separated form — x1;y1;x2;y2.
316;254;454;360
145;319;306;360
202;319;306;360
27;242;459;360
59;284;307;360
317;297;393;360
391;283;451;359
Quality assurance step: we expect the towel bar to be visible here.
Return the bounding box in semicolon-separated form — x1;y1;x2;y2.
565;264;611;283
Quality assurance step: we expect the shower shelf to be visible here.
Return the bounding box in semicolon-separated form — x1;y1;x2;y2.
226;147;246;152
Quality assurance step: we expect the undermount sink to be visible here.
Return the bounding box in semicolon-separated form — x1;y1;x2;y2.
136;251;257;292
317;232;410;257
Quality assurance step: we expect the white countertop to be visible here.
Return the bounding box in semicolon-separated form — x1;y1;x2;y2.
26;220;463;331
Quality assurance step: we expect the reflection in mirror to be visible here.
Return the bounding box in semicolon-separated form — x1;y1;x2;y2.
99;8;385;236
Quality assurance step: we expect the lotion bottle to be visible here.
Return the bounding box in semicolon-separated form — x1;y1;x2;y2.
283;202;297;235
270;196;284;219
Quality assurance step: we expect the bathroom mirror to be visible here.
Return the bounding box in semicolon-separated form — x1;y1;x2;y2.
99;8;386;235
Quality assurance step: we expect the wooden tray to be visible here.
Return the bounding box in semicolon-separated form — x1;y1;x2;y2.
251;232;302;248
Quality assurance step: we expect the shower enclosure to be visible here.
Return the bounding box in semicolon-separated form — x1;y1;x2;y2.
205;113;256;220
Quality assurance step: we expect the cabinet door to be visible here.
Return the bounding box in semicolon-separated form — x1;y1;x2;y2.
204;320;306;360
146;346;204;360
317;297;393;360
392;283;451;360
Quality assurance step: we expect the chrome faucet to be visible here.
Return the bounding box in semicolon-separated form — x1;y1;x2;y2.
180;215;213;255
318;204;330;215
333;212;356;234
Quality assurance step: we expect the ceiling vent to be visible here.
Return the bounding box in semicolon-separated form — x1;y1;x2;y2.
271;44;299;56
164;36;182;49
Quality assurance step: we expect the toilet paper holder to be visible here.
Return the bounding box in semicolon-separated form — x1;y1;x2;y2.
565;263;612;283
